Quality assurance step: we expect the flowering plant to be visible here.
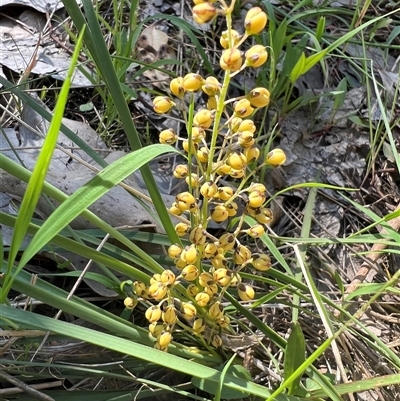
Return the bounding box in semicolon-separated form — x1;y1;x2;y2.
124;0;286;352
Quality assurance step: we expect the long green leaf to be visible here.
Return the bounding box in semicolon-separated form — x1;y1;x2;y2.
0;262;215;362
289;8;399;82
0;212;152;283
284;323;306;395
62;0;180;244
0;155;169;279
3;28;85;295
0;305;307;401
0;76;106;168
1;144;177;300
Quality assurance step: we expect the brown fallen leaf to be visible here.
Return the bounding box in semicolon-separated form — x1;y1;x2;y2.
135;23;175;89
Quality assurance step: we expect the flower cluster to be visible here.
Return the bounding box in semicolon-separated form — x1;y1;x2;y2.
125;1;287;352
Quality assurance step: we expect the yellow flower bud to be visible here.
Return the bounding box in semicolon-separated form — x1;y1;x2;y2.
216;186;234;201
226;202;238;217
182;139;198;153
246;224;265;238
155;342;168;352
160;269;176;285
255;207;273;224
247;87;270;108
193;109;214;128
124;297;137;309
227;151;247;170
198;271;214;287
229;168;245;178
189;227;207;245
220;48;243;72
181;245;199;265
238;130;255;148
211;334;223;347
159;128;178;145
150;273;161;285
252;253;271;271
234;245;252;265
191;127;206;142
215;163;231;176
183;73;204;91
211;253;228;269
195;291;210;307
145;305;162;323
148;322;164;338
202;76;222;96
175;257;187;270
245;7;268;35
187;283;201;297
230;117;243;132
245;204;258;217
186;173;199;187
176;192;196;211
238;119;256;133
170;76;185;97
203;242;219;258
193;3;218;24
234;98;254;118
213;268;232;287
248;183;267;193
181;264;199;281
153;96;175;114
204;283;218;296
200;181;218;198
169;202;184;216
220;29;241;49
218;233;236;251
133;281;146;296
175;222;190;237
248;190;266;208
211;205;229;222
229;273;241;287
265;148;286;166
192;317;206;333
173;164;189;179
168;244;183;259
245;45;268;68
157;330;173;348
207;96;218;110
148;282;168;300
197;146;209;163
162;305;177;324
181;302;197;320
189;202;198;214
217;315;230;328
238;283;255;301
244;146;260;162
208;301;224;319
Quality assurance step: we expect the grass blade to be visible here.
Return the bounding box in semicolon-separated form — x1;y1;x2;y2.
3;27;85;296
0;144;178;301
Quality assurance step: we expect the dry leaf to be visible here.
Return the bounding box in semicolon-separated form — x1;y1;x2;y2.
135;24;175;89
137;24;169;54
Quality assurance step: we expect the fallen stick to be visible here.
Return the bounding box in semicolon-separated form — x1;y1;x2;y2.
336;203;400;316
346;203;400;293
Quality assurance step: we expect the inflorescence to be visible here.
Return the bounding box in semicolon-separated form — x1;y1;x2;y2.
124;0;286;352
